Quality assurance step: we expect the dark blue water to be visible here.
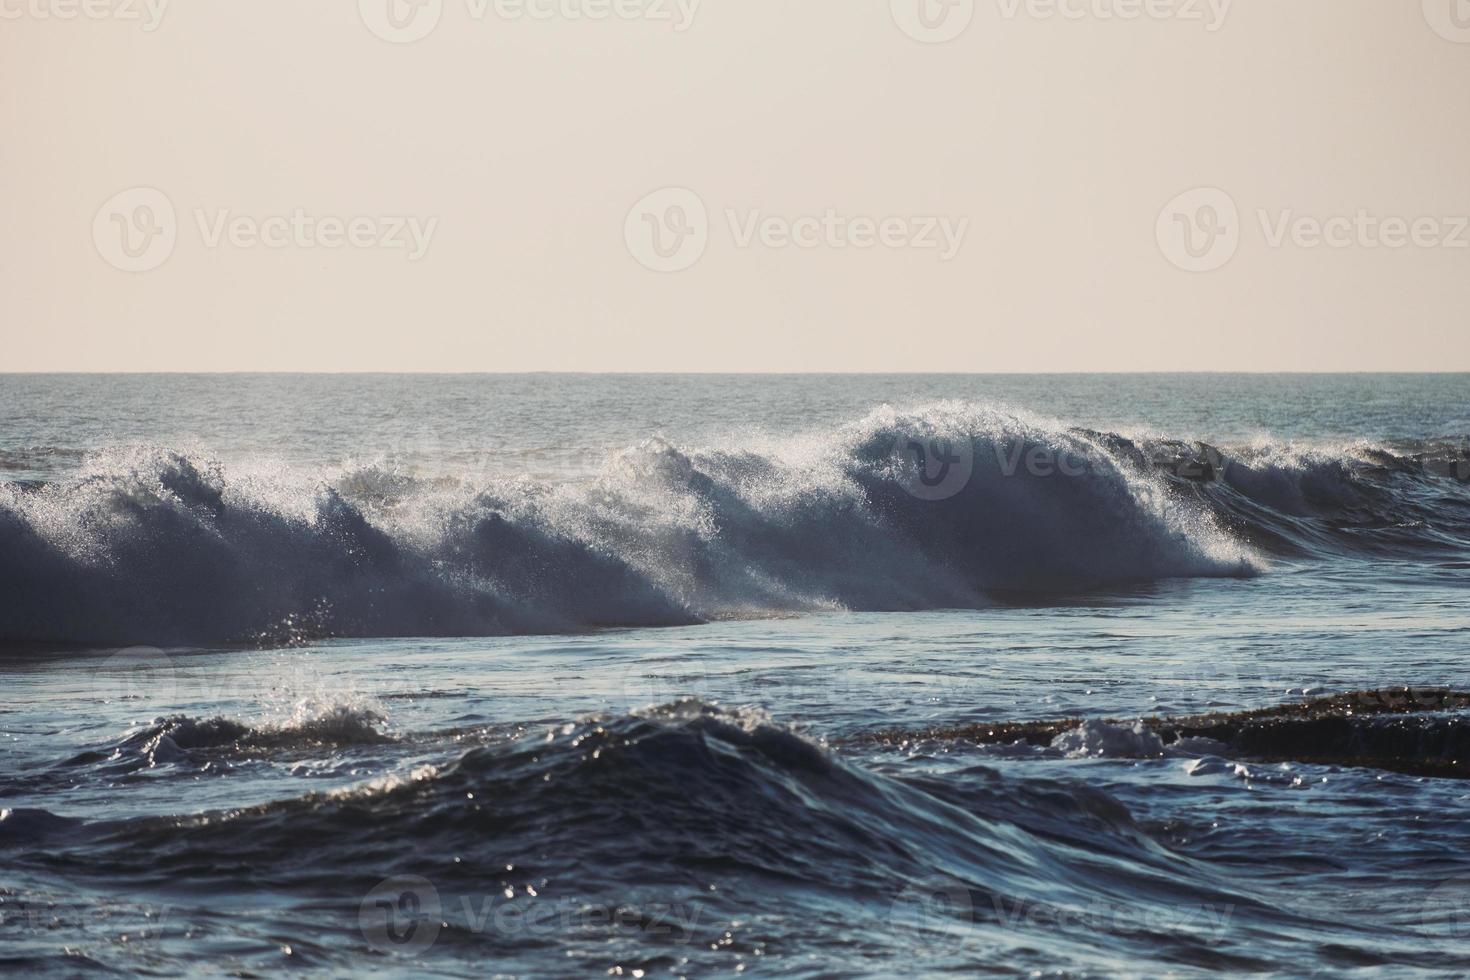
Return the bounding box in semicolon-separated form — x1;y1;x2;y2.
2;374;1469;976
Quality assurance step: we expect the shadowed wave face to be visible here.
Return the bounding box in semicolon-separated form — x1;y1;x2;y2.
1;403;1466;646
0;700;1322;975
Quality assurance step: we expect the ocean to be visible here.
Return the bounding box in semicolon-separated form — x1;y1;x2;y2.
2;373;1469;976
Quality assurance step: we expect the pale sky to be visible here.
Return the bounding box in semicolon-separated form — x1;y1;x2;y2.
4;0;1469;372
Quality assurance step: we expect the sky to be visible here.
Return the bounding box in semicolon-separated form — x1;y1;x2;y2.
3;0;1469;372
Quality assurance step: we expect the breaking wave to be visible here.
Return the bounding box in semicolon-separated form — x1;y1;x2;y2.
60;704;393;775
1;403;1465;645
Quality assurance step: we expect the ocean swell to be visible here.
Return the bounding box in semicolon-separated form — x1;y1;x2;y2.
0;701;1282;973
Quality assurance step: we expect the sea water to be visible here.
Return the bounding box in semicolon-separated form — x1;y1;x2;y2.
2;373;1468;976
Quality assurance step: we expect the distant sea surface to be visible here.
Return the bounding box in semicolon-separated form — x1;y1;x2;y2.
2;374;1469;977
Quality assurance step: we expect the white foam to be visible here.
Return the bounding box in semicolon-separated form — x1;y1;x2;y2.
1051;720;1166;760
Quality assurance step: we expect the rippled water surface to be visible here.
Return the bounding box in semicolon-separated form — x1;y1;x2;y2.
2;374;1469;977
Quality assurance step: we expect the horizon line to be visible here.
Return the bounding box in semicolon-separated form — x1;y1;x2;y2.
4;369;1470;377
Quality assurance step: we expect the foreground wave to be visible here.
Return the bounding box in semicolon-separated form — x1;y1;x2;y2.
9;700;1467;975
0;701;1368;975
2;403;1466;645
